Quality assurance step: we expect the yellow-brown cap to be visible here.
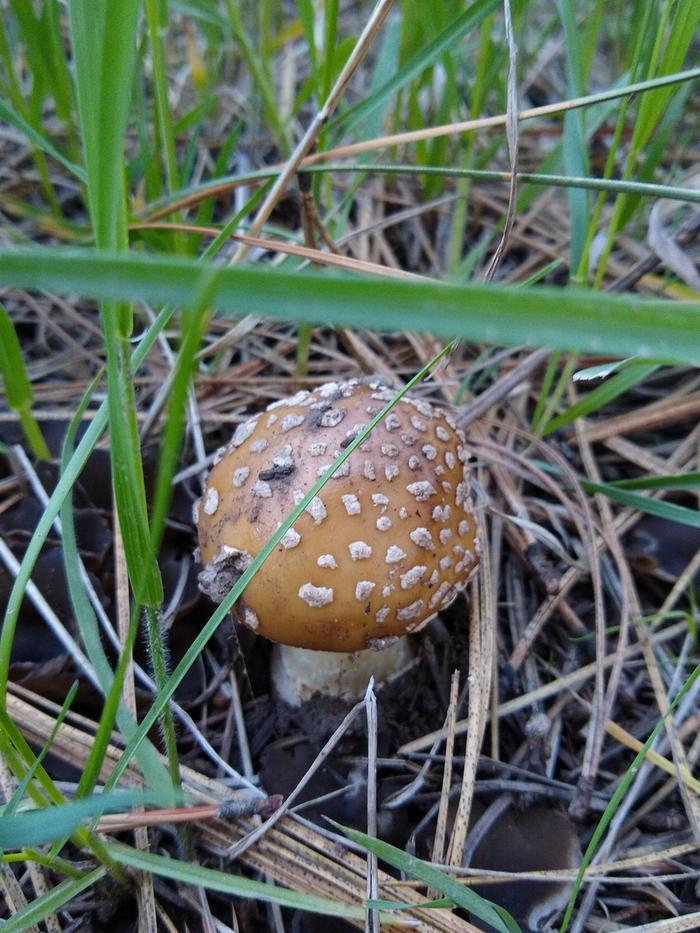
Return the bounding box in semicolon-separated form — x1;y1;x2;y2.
196;379;479;652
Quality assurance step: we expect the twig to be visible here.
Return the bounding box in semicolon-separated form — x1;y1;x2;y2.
364;680;379;933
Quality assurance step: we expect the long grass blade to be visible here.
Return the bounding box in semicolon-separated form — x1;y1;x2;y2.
69;0;163;605
0;248;698;365
333;823;520;933
106;841;368;920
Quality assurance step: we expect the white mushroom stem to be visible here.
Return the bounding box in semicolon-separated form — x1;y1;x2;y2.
270;638;415;707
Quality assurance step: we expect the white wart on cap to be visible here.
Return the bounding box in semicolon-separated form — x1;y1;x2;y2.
196;379;479;652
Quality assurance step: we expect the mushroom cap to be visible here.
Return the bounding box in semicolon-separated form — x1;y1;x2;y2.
196;379;479;652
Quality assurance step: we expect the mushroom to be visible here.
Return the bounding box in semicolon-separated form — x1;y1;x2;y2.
196;379;479;706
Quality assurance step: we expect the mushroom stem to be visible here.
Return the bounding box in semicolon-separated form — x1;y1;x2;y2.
270;637;415;707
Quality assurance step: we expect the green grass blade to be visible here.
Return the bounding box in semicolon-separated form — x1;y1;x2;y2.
313;163;700;204
0;301;50;459
106;841;367;919
142;147;700;223
556;0;590;273
0;790;152;849
559;662;700;931
580;482;700;530
296;0;319;92
327;0;500;140
447;11;493;274
2;683;78;818
606;471;700;492
0;306;32;410
541;362;661;435
145;0;181;198
0;248;699;365
69;0;163;606
68;1;137;246
102;328;164;605
320;0;340;103
0;97;85;183
332;824;521;933
224;0;289;151
58;376;174;798
0;867;106;933
575;1;655;283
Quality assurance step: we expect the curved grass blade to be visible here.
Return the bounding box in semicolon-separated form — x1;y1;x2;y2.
0;867;106;933
143;160;700;225
541;362;661;435
331;823;520;933
580;481;700;530
0;98;85;183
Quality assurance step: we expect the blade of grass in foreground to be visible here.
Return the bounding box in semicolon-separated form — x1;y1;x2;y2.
0;248;698;365
106;841;368;920
332;824;520;933
0;303;175;818
59;376;172;800
0;867;106;933
0;790;158;849
69;0;162;606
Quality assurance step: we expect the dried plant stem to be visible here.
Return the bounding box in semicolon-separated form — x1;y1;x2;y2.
447;506;494;867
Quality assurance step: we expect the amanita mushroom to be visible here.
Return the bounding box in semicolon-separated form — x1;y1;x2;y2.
196;379;479;705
